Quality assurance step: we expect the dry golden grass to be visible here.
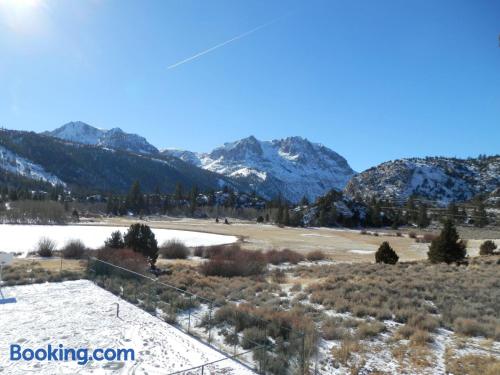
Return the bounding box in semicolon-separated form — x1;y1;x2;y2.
445;353;500;375
104;217;429;262
13;258;86;272
331;337;365;366
302;256;500;339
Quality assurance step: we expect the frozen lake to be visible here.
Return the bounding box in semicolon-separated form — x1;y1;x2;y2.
0;280;254;374
0;224;238;256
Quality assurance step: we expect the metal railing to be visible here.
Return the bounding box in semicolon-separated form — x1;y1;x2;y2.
86;257;311;375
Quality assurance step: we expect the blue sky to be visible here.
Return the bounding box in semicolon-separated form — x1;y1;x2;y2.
0;0;498;171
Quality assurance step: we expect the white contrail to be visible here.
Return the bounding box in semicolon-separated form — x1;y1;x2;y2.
167;16;283;70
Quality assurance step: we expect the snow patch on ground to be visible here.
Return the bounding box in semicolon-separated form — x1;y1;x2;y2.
349;249;376;254
0;224;238;256
0;280;254;374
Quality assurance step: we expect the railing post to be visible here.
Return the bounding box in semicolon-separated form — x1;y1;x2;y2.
208;302;213;343
233;325;237;355
301;331;306;375
187;295;192;333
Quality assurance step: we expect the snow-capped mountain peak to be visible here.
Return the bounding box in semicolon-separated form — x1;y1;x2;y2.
46;121;105;145
345;156;500;205
162;136;356;202
44;122;158;155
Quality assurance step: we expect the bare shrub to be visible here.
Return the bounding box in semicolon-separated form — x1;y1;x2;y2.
270;269;287;284
479;240;497;256
290;283;302;292
62;239;87;259
306;250;326;262
203;244;240;259
356;321;386;339
446;353;500;375
331;337;363;366
409;329;433;346
96;248;149;274
321;318;348;340
453;318;489;337
160;239;190;259
37;237;56;257
396;324;417;340
200;248;267;277
241;327;269;349
266;249;305;265
408;314;439;332
193;246;205;257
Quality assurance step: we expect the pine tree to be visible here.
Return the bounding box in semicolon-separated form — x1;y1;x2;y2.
457;207;467;224
126;180;144;214
174;183;183;202
124;224;159;267
189;185;198;216
447;202;458;223
405;196;417;223
299;196;309;206
427;220;466;264
283;206;290;226
473;203;488;228
417;204;430;228
276;205;284;224
105;231;125;249
375;241;399;264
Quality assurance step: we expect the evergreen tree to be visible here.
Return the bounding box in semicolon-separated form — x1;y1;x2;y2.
457;207;467;223
375;241;399;264
427;220;466;264
473;203;488;228
105;231;125;249
174;183;184;201
405;196;417;223
189;185;198;216
367;198;382;227
417;204;430;228
447;202;458;223
299;195;309;206
71;209;79;222
276;205;284;224
126;180;144;214
283;206;290;226
124;224;159;267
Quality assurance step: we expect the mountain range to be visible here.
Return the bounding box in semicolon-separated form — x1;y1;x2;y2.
162;136;356;202
0;128;239;195
345;156;500;205
0;121;498;205
44;122;159;155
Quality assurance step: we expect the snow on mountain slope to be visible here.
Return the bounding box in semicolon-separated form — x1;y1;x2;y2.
0;145;65;186
45;122;158;155
345;156;500;205
163;136;356;202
